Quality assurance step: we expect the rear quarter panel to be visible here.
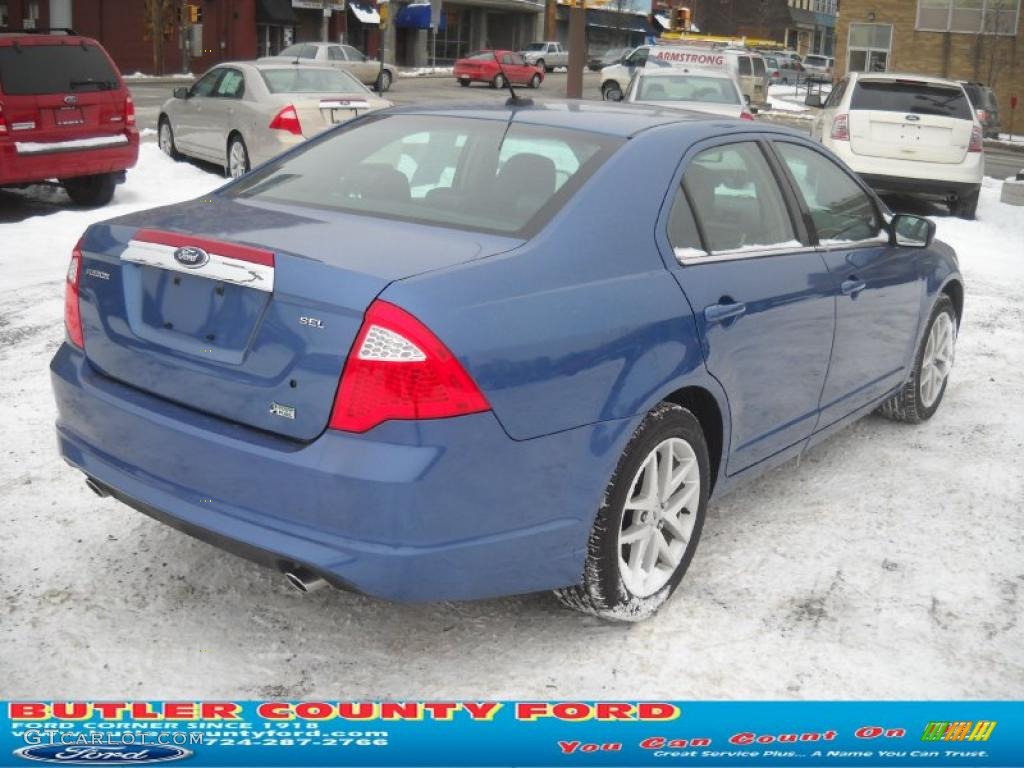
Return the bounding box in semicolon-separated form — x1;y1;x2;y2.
383;123;717;443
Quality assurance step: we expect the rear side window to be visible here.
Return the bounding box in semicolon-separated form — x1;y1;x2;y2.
0;43;119;95
851;80;973;119
666;186;704;256
738;57;752;76
227;114;622;237
682;142;796;253
775;142;880;243
752;57;766;76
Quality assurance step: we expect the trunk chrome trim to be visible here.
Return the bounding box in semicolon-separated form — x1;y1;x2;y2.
14;134;129;154
121;240;275;293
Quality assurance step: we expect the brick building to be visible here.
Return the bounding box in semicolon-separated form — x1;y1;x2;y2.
834;0;1023;129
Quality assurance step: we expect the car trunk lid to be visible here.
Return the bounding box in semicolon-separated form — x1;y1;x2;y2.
77;197;520;441
848;78;974;164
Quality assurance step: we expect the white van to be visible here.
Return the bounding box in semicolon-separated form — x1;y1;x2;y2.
601;44;770;111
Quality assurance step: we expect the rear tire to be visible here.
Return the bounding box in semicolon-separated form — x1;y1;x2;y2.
601;81;623;101
554;402;709;622
877;295;957;424
227;134;250;179
377;69;392;92
491;73;506;89
951;187;980;219
535;58;545;72
63;173;117;207
459;78;470;87
158;117;180;160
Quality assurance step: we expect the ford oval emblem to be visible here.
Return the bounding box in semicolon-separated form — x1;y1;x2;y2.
13;745;192;764
64;95;78;105
905;114;920;121
173;246;209;269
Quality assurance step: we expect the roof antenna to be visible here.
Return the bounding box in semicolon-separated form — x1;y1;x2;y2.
493;51;533;108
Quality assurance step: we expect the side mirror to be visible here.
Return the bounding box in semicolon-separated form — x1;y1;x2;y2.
804;93;823;108
173;87;189;99
890;214;936;248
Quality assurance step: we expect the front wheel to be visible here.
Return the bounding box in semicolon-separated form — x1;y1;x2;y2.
601;81;623;102
554;402;709;621
877;294;957;424
491;73;506;89
535;58;545;72
227;135;250;179
459;78;471;87
377;69;392;93
63;173;117;207
528;73;541;89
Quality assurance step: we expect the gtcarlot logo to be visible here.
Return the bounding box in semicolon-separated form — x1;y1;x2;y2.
13;745;192;764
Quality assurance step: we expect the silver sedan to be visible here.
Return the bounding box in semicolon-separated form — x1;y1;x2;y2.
259;42;398;93
158;62;392;178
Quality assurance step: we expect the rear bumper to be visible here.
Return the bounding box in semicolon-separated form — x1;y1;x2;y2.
0;130;139;186
826;138;984;193
858;173;980;198
51;344;618;602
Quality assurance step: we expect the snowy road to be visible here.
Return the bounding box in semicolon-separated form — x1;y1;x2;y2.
1;147;1022;699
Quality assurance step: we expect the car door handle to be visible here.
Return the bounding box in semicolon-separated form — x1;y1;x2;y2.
704;301;747;325
841;278;867;297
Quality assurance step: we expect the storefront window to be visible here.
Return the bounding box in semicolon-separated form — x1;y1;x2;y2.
433;7;471;63
916;0;1020;34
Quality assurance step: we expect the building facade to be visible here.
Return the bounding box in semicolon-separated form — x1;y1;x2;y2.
687;0;835;54
834;0;1023;128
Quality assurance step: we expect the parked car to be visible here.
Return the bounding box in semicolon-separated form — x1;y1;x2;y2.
802;54;834;82
588;47;629;72
807;71;984;218
519;41;568;72
454;50;543;89
0;30;138;206
600;45;650;101
761;53;803;85
960;81;1001;138
259;41;396;93
159;62;391;178
52;102;963;621
631;45;769;112
625;68;753;120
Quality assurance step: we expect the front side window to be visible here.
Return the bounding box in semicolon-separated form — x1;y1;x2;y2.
190;68;223;97
327;46;345;61
227;115;622;237
625;47;649;66
775;143;881;243
682;142;796;253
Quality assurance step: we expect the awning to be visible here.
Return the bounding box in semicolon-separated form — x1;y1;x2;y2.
654;13;670;29
256;0;299;24
585;8;653;34
350;2;381;23
394;3;447;28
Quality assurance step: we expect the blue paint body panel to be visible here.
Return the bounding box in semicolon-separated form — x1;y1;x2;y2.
50;102;964;601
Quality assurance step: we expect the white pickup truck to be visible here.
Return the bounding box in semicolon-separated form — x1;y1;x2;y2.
519;41;568;72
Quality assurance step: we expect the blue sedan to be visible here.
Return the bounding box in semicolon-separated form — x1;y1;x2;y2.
51;102;963;620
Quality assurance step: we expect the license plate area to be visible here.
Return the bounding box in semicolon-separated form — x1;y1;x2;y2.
54;107;85;126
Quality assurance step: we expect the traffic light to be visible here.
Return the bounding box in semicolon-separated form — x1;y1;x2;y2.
186;3;202;24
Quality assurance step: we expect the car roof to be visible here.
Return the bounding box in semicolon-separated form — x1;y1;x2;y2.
215;60;342;73
637;68;734;79
384;100;798;139
0;33;98;46
851;71;966;88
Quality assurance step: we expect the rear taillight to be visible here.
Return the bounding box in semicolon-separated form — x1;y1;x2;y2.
0;101;7;135
269;105;302;136
771;70;780;79
65;240;84;349
740;111;754;121
831;113;849;141
968;124;983;152
328;300;490;433
125;94;136;127
976;108;988;122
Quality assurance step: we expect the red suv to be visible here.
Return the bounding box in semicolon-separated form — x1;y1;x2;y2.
0;30;138;206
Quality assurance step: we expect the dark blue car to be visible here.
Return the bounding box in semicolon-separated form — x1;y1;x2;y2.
51;102;963;620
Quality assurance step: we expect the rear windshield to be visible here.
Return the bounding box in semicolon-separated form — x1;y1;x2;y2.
0;43;119;95
852;80;973;119
805;56;828;66
752;57;766;76
279;44;318;59
637;74;740;104
261;68;366;93
226;114;622;237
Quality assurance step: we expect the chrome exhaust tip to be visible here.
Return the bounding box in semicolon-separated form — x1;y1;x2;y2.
85;477;110;498
284;568;326;593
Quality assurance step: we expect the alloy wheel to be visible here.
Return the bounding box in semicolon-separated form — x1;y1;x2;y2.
228;140;249;179
617;437;701;598
920;312;955;408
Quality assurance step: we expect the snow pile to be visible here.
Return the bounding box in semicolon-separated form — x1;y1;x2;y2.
766;83;830;116
399;67;454;78
124;71;195;80
0;148;1021;699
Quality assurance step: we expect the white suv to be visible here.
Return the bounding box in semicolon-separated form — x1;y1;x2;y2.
808;71;984;218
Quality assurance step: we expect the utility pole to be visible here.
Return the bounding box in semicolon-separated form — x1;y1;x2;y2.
544;0;557;39
321;0;331;42
566;0;585;98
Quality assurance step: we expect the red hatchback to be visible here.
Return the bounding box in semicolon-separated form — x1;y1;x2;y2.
0;31;139;207
454;50;543;89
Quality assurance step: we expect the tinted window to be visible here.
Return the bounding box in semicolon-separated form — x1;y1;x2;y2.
683;142;796;253
626;48;649;66
637;74;740;104
667;186;704;255
805;56;828;66
342;45;365;61
776;143;880;243
851;80;972;119
190;69;223;97
824;78;847;108
227;115;622;236
0;43;118;95
752;57;766;76
327;46;345;60
214;68;244;98
737;56;752;75
261;67;365;93
279;44;317;59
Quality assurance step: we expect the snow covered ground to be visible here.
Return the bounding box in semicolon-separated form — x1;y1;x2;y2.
1;148;1022;699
